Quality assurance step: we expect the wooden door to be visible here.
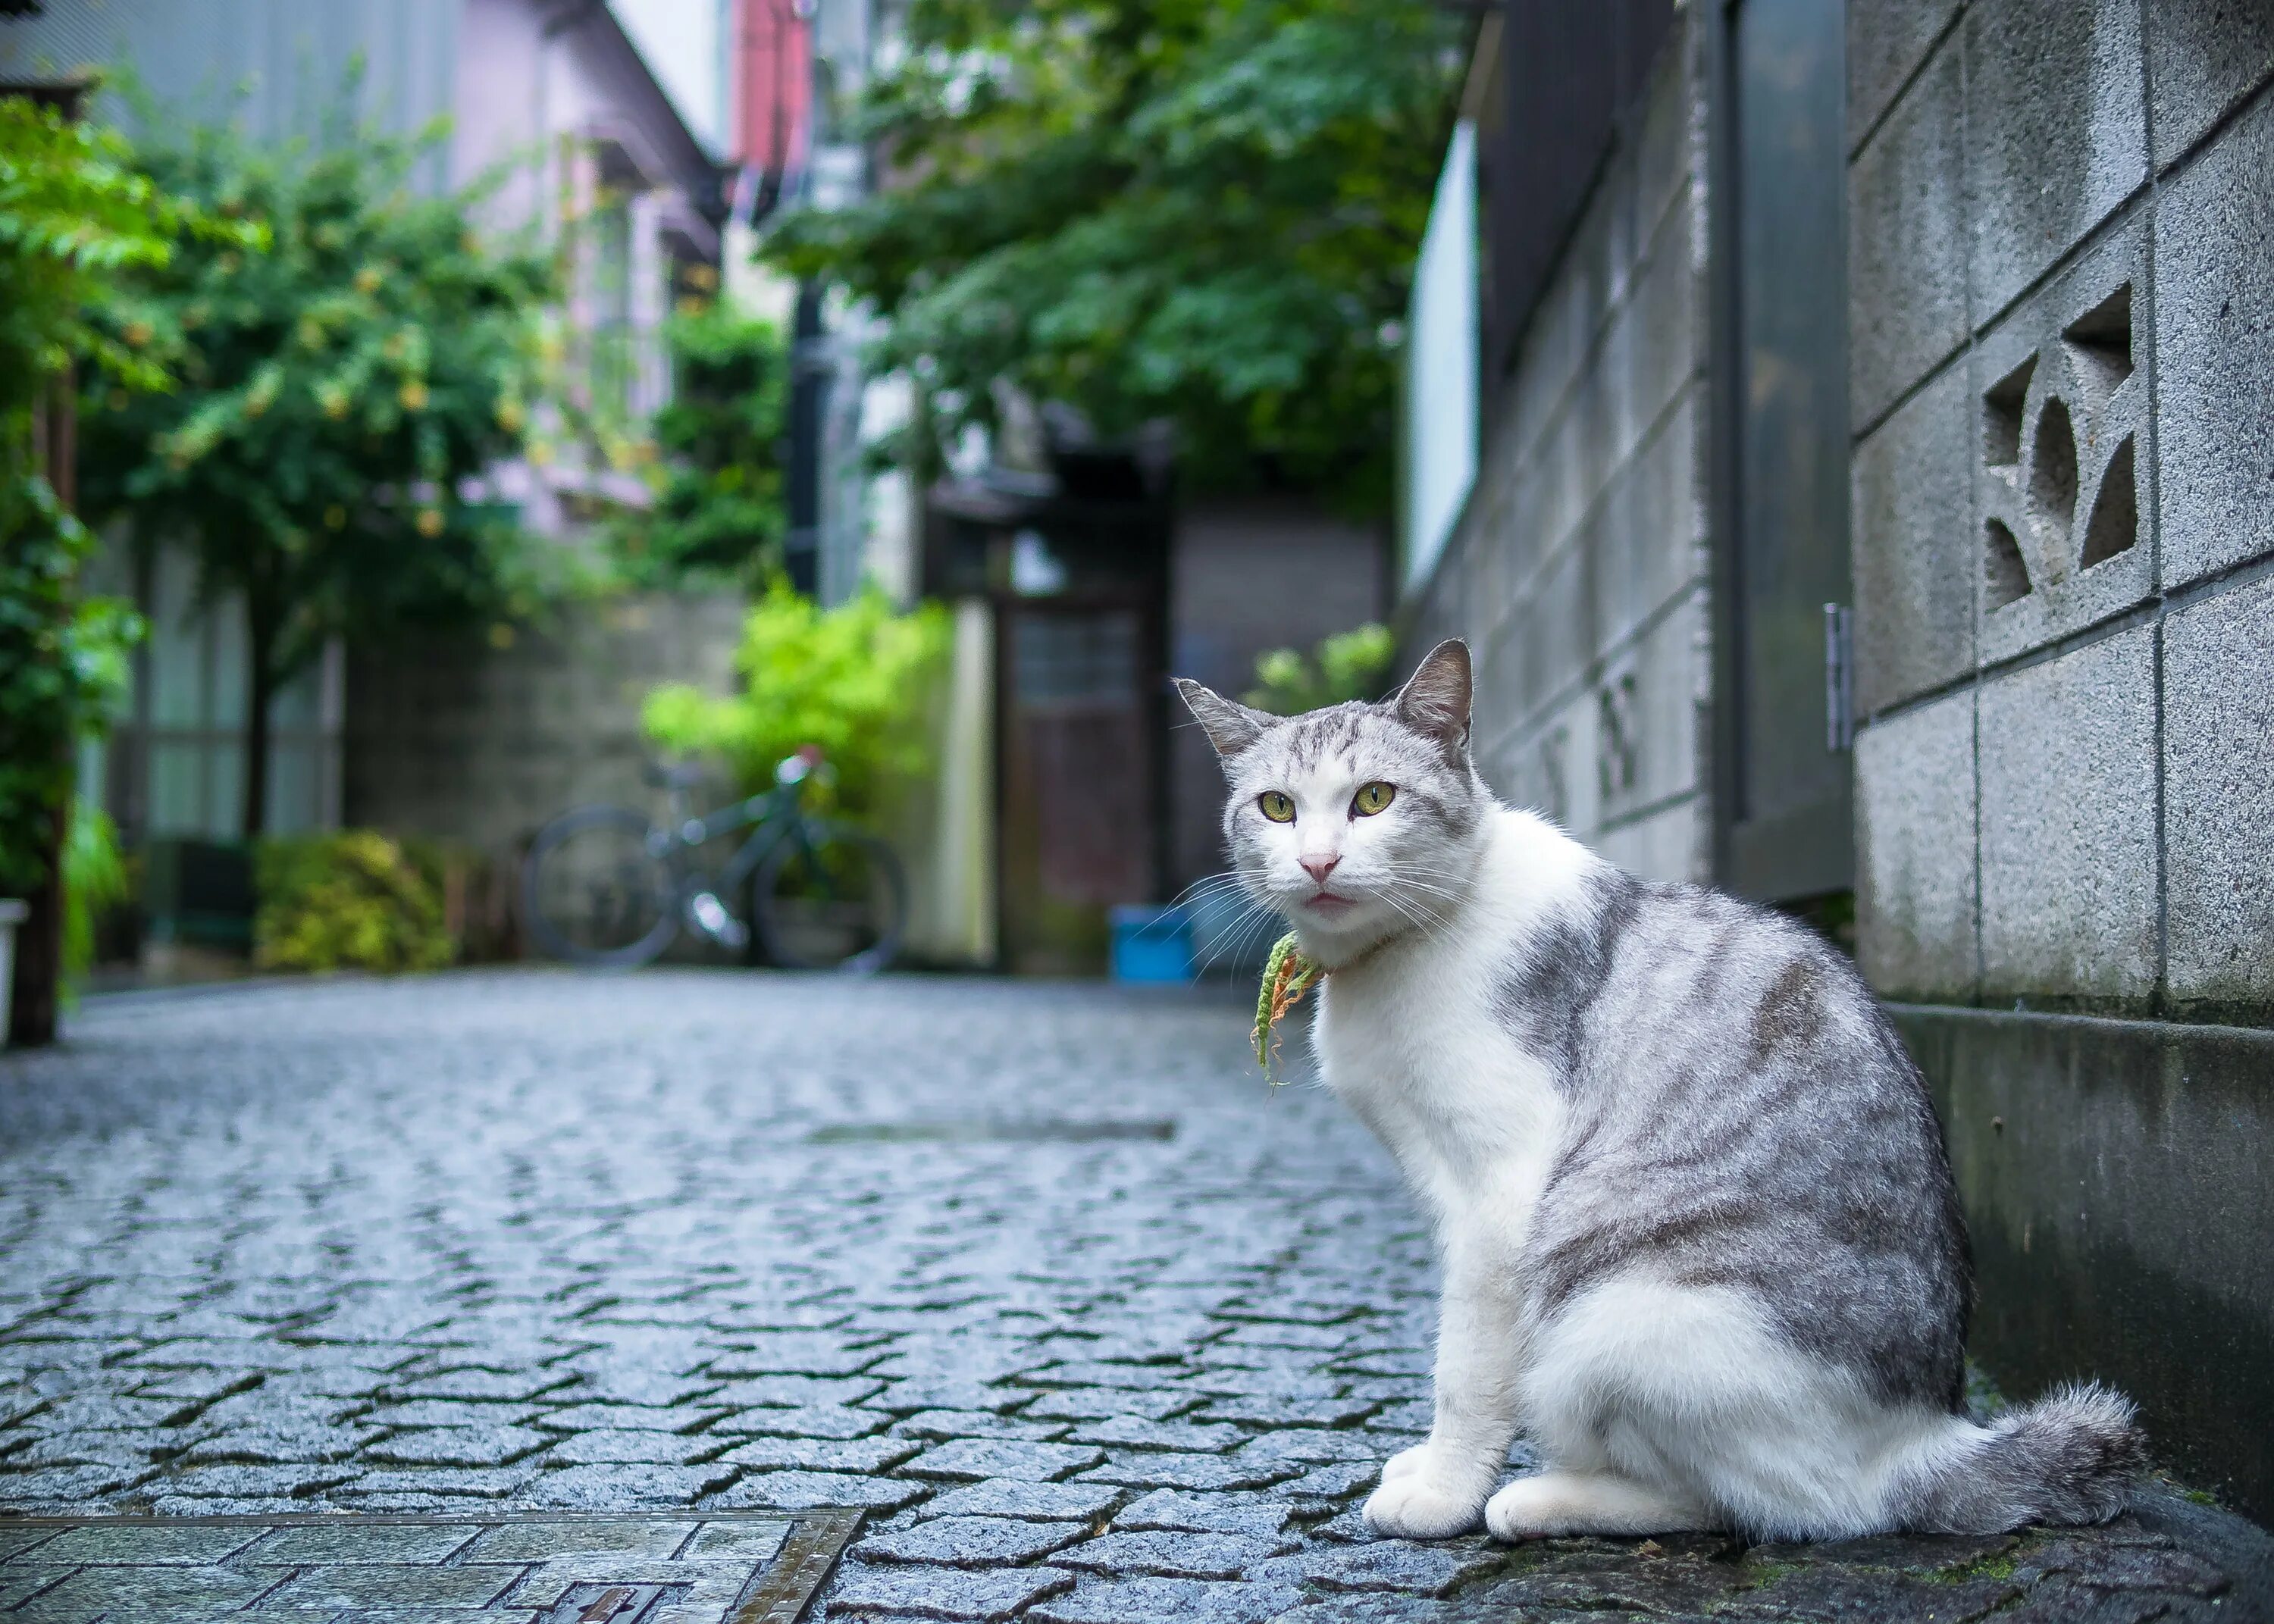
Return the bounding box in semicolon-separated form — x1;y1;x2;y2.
999;608;1151;975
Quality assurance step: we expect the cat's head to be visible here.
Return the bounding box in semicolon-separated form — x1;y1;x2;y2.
1176;640;1489;959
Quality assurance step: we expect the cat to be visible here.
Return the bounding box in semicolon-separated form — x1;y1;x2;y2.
1176;638;2144;1543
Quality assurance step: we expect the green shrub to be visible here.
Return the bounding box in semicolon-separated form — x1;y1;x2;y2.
61;800;129;994
1244;622;1396;715
253;831;453;975
643;580;951;820
0;483;144;897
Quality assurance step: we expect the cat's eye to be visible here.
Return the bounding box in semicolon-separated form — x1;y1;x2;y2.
1258;791;1296;823
1352;781;1396;816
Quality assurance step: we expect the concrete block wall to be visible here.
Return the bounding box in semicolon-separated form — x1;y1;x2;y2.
344;594;747;860
1408;16;1713;886
1850;0;2274;1515
1848;0;2274;1020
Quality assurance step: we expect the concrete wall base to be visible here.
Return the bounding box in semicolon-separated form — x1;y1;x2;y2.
1893;1003;2274;1522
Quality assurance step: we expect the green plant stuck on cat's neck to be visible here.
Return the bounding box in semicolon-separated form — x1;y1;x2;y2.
1254;932;1325;1084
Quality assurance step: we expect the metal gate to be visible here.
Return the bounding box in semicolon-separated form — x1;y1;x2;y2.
1709;0;1854;906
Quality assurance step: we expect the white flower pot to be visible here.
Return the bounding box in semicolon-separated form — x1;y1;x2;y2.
0;898;24;1045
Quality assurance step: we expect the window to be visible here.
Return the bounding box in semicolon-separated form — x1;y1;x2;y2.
111;545;342;843
1403;121;1479;593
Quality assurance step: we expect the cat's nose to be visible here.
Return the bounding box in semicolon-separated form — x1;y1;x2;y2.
1300;854;1341;884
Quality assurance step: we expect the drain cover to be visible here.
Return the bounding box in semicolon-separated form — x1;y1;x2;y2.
0;1507;857;1623
809;1117;1175;1144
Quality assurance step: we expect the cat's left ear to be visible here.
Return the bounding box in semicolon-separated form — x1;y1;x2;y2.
1392;639;1473;758
1175;678;1273;761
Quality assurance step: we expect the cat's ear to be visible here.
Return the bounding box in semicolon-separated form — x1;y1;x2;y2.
1392;639;1473;756
1175;679;1273;761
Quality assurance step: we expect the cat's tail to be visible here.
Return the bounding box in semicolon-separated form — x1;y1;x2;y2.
1892;1381;2147;1534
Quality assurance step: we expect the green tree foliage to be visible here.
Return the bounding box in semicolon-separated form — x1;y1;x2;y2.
0;98;182;402
612;298;790;587
644;580;950;821
0;96;205;894
1244;622;1396;715
77;91;557;837
766;0;1462;506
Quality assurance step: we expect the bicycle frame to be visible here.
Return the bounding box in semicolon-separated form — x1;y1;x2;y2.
659;778;820;907
523;756;905;972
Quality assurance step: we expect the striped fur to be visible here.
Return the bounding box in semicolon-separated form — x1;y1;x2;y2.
1177;640;2144;1543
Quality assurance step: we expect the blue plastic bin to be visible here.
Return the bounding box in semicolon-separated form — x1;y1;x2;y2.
1110;905;1195;983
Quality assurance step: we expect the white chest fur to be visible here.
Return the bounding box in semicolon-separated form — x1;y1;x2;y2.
1308;809;1591;1241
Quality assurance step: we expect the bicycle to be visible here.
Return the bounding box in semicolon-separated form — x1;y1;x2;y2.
521;751;908;973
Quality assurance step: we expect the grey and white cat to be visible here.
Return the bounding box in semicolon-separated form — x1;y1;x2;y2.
1177;639;2144;1543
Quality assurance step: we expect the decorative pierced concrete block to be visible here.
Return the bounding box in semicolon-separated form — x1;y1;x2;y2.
1972;224;2154;665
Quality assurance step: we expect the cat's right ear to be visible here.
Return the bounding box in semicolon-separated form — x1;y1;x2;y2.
1392;638;1474;758
1175;679;1272;761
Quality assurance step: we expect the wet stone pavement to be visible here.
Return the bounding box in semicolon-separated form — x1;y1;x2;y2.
1;971;2269;1623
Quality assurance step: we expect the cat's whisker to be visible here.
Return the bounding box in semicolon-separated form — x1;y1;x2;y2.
1379;890;1457;950
1168;870;1248;906
1190;919;1250;972
1388;878;1464;903
1192;899;1276;972
1204;920;1272;984
1236;902;1283;957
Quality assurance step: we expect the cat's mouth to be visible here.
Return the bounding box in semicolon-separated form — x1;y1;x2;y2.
1302;890;1357;916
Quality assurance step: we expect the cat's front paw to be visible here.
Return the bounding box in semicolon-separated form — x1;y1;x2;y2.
1483;1474;1561;1541
1363;1469;1487;1541
1380;1443;1432;1483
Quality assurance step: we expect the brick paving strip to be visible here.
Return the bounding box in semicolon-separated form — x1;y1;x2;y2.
1;972;2269;1623
0;1508;854;1622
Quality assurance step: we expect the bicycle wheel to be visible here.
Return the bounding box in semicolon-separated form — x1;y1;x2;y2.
750;821;908;974
522;805;682;968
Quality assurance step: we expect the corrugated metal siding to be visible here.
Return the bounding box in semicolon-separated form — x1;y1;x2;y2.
0;0;108;80
1476;0;1674;397
1;0;460;192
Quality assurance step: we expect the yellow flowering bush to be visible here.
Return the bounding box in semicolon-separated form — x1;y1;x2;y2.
253;831;454;975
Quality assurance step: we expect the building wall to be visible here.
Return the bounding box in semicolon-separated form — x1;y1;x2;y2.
344;595;747;862
1167;499;1387;933
611;0;734;157
1408;16;1712;886
457;0;717;483
1847;0;2274;1516
733;0;812;177
351;589;1003;972
1;0;461;192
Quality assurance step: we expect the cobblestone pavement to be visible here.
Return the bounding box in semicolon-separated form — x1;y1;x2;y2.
2;971;2269;1623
